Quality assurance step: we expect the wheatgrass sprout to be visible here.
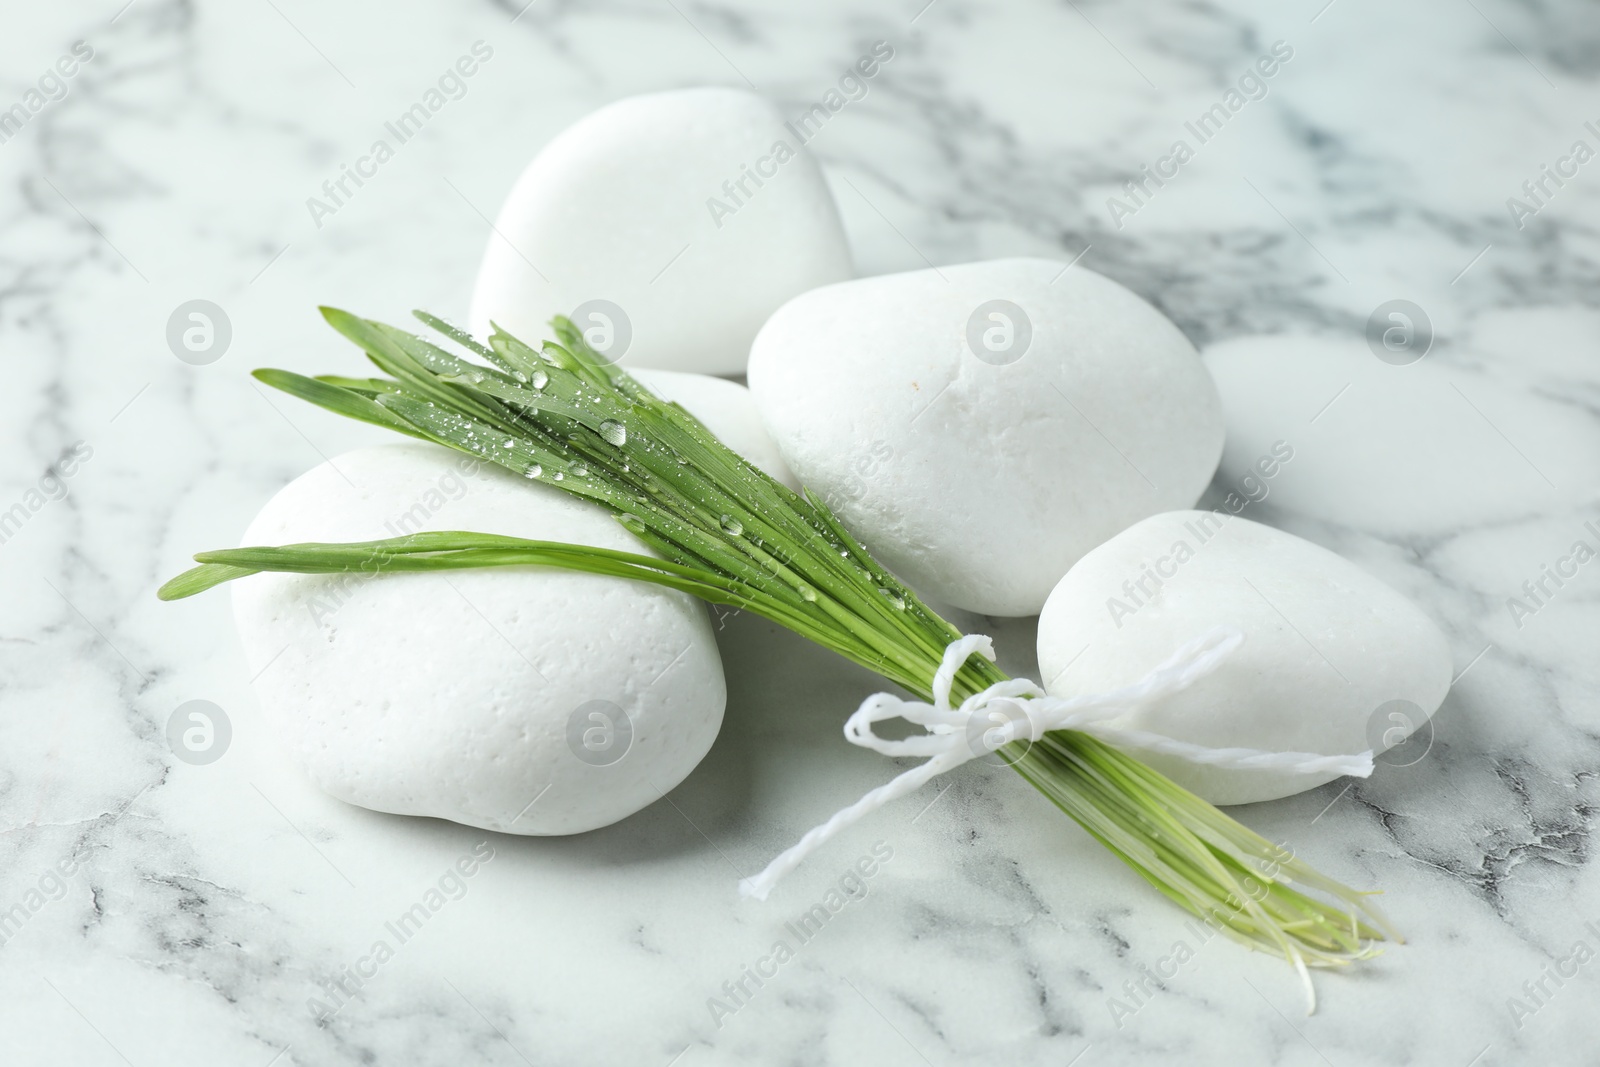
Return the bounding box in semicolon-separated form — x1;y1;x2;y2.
160;308;1398;1003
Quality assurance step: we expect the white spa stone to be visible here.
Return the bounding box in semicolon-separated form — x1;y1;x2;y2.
631;368;798;490
468;88;854;376
747;257;1225;616
232;442;726;835
1202;333;1587;536
1036;510;1453;805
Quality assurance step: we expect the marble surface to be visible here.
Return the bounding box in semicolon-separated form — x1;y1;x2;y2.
2;1;1598;1064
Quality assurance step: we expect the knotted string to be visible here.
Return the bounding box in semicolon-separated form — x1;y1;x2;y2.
738;626;1374;901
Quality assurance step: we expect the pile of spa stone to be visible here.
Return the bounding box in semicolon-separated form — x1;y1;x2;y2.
235;88;1450;833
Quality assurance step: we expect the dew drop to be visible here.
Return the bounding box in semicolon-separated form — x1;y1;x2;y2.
502;439;515;449
530;369;549;389
553;472;565;481
523;463;542;479
798;585;817;602
719;515;744;536
878;588;906;610
618;513;647;535
599;419;627;446
512;370;529;383
571;461;589;477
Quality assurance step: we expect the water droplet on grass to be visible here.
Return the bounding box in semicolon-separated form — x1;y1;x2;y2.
599;419;627;446
879;588;906;610
719;515;743;536
523;463;542;479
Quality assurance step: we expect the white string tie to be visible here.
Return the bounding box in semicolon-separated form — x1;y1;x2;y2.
738;626;1374;901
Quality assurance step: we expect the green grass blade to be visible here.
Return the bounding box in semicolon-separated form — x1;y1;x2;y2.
253;369;437;441
158;562;260;601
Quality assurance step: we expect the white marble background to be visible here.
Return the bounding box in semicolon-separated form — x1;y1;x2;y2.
2;0;1598;1064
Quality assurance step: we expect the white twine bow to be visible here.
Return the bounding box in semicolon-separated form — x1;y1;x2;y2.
738;626;1374;901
